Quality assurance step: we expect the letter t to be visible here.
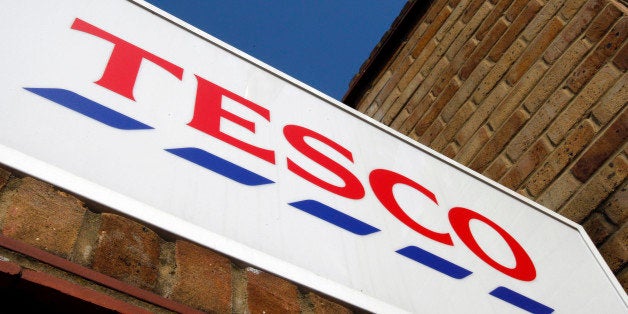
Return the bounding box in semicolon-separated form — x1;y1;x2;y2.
71;18;183;100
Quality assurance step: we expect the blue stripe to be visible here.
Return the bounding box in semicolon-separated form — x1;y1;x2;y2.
288;199;380;235
24;88;153;130
165;147;274;186
489;286;553;313
396;246;472;279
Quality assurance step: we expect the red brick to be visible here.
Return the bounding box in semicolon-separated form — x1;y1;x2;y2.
418;116;446;145
489;61;547;128
449;0;462;9
431;22;465;69
357;71;392;113
548;65;621;145
535;171;582;211
499;138;552;190
598;222;628;272
504;0;529;22
433;2;467;43
373;86;401;122
0;177;86;258
446;4;490;61
565;17;628;93
544;0;604;64
618;267;628;293
380;56;414;103
441;41;476;92
521;0;566;42
432;64;457;99
584;3;624;43
460;18;509;80
373;82;401;120
558;0;588;21
91;213;160;290
506;88;573;161
443;60;492;123
355;94;370;113
461;0;485;23
414;79;461;136
456;125;492;165
572;110;628;182
582;212;616;245
469;109;529;172
526;40;589;113
484;155;511;181
364;100;381;117
422;0;449;25
390;106;411;133
488;0;543;62
559;154;627;223
601;180;627;225
591;74;627;126
506;17;564;85
308;292;352;314
411;7;453;59
246;268;300;313
475;0;514;41
472;39;526;105
526;119;597;197
441;101;476;142
0;167;9;190
613;41;628;71
395;92;435;134
399;67;429;112
443;142;459;159
390;53;417;83
395;57;450;125
170;240;231;313
429;131;450;151
457;82;509;144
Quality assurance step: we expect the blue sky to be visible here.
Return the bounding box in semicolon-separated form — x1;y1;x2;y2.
144;0;407;101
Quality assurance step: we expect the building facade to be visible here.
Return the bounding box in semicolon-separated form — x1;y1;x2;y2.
344;0;627;295
0;0;625;312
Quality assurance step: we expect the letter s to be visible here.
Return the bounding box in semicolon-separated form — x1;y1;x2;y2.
284;125;365;199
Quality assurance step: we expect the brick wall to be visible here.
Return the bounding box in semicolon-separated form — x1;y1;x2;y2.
0;166;358;313
349;0;627;292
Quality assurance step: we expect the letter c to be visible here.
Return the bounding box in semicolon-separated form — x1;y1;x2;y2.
370;169;453;246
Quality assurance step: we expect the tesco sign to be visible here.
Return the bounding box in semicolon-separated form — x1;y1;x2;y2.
1;1;626;313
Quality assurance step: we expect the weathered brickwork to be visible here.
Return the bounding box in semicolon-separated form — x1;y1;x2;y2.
349;0;628;292
91;213;162;291
0;177;86;258
0;166;357;312
170;240;232;313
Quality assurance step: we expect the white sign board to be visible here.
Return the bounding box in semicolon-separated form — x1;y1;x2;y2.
1;1;626;313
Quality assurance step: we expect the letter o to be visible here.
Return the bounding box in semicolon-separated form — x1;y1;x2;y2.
448;207;536;281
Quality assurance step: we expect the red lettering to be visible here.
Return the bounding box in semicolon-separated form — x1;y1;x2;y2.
448;207;536;281
284;125;364;199
369;169;453;246
71;18;183;100
189;75;275;164
71;18;537;282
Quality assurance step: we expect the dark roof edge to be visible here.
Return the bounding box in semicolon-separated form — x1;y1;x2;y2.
342;0;433;108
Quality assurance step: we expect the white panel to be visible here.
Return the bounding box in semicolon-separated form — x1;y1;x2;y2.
0;1;625;312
